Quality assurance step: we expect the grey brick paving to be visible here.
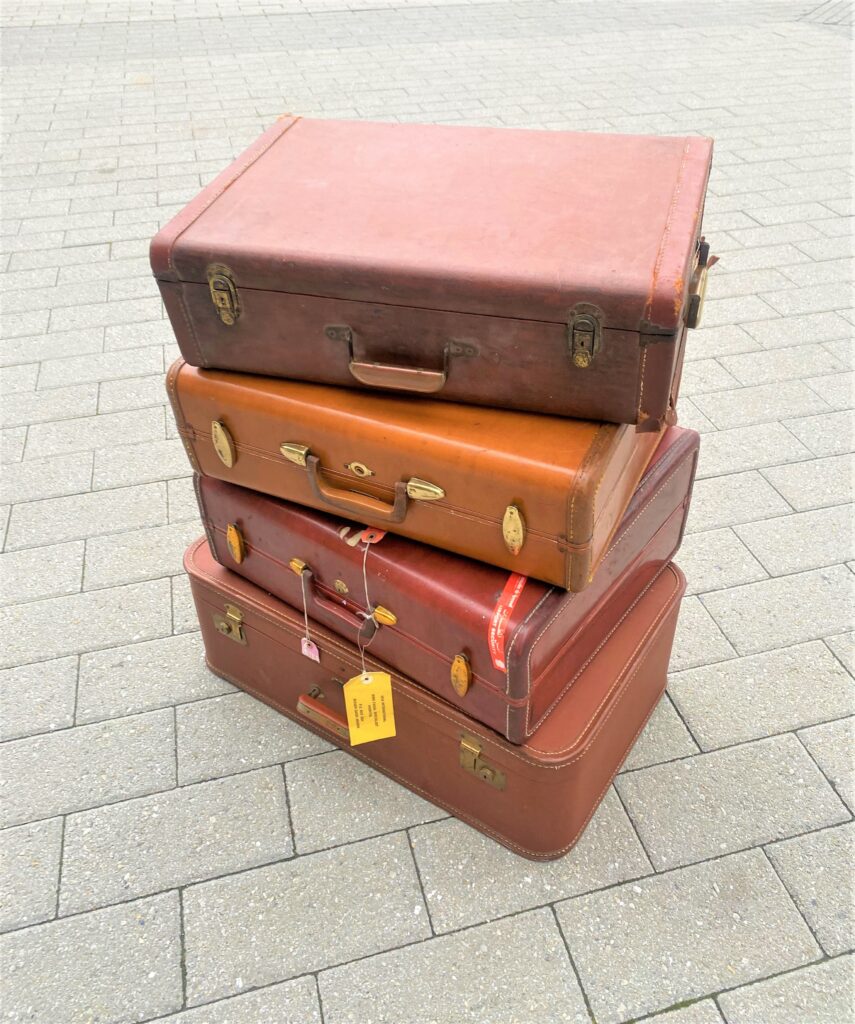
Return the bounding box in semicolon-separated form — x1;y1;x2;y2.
0;1;852;1021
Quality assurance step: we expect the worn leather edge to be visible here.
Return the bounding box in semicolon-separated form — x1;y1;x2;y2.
150;115;301;280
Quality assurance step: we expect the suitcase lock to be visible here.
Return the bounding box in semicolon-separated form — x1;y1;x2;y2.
212;603;246;645
206;264;240;326
568;304;603;369
460;736;505;789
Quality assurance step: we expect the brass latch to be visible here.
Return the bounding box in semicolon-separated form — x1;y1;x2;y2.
502;504;526;555
212;603;246;645
405;478;445;501
459;736;505;789
207;264;240;326
568;305;603;369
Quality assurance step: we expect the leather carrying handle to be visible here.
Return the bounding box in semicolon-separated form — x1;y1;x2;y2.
348;359;446;394
306;455;409;523
296;694;350;741
302;569;377;641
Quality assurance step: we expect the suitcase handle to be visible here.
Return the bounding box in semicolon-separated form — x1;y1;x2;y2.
348;359;447;394
296;694;350;741
301;568;378;641
306;454;410;522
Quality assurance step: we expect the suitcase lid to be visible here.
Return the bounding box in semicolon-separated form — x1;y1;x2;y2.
151;117;714;337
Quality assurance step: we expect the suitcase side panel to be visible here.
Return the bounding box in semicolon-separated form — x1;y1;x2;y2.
169;360;641;588
186;538;684;858
163;280;645;424
507;428;699;740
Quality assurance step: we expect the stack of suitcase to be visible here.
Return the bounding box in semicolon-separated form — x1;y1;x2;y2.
153;117;714;860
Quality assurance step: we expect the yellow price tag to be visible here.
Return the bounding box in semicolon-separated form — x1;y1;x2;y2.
343;671;396;745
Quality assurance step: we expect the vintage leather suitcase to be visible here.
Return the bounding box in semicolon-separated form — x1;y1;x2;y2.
186;537;685;859
168;358;664;589
152;117;714;431
194;426;698;742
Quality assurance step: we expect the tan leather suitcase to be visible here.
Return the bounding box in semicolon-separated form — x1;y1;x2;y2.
186;537;685;859
168;359;663;589
194;426;698;742
152;117;714;430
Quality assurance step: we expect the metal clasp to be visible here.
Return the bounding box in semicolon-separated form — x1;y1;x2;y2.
459;735;506;789
212;603;246;645
206;264;240;326
568;304;603;368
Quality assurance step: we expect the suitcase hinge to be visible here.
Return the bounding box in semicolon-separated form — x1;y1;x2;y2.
568;304;603;369
212;603;246;645
206;264;240;326
459;736;506;789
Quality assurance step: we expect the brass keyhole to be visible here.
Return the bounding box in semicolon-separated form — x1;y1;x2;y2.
346;461;374;478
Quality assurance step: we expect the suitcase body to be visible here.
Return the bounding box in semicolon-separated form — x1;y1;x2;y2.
195;426;699;742
152;118;714;431
186;538;685;859
168;359;663;589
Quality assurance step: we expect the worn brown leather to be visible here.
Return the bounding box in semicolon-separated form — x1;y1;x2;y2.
195;426;698;741
186;537;685;859
152;117;713;430
167;359;664;589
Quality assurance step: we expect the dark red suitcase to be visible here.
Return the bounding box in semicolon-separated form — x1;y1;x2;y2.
152;117;714;431
195;425;698;742
187;537;685;859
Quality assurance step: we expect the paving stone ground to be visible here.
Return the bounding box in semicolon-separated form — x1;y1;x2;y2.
0;1;853;1022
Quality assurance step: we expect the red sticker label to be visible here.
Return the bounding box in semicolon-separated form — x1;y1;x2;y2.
487;573;527;671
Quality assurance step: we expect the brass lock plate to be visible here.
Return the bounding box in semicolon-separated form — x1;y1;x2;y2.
346;461;374;478
568;304;603;369
459;735;505;789
502;504;526;555
225;523;245;563
406;478;445;501
280;442;310;466
450;653;472;697
212;603;246;645
207;264;240;326
211;420;236;468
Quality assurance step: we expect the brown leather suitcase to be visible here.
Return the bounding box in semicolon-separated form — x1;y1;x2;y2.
186;537;685;859
167;358;664;589
152;117;714;431
194;426;698;742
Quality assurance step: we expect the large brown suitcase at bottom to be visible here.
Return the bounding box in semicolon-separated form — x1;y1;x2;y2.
186;538;685;860
195;425;699;743
168;359;663;589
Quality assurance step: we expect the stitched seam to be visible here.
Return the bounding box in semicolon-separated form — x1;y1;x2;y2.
567;425;612;547
522;437;689;701
525;572;679;755
637;345;648;422
642;138;691;324
166;361;200;474
525;562;671;735
176;285;205;367
188;546;680;764
166;117;300;273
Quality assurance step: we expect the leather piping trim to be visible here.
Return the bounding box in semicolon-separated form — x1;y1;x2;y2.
187;539;681;764
514;435;692;704
165;360;200;474
642;138;691;327
165;116;301;275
